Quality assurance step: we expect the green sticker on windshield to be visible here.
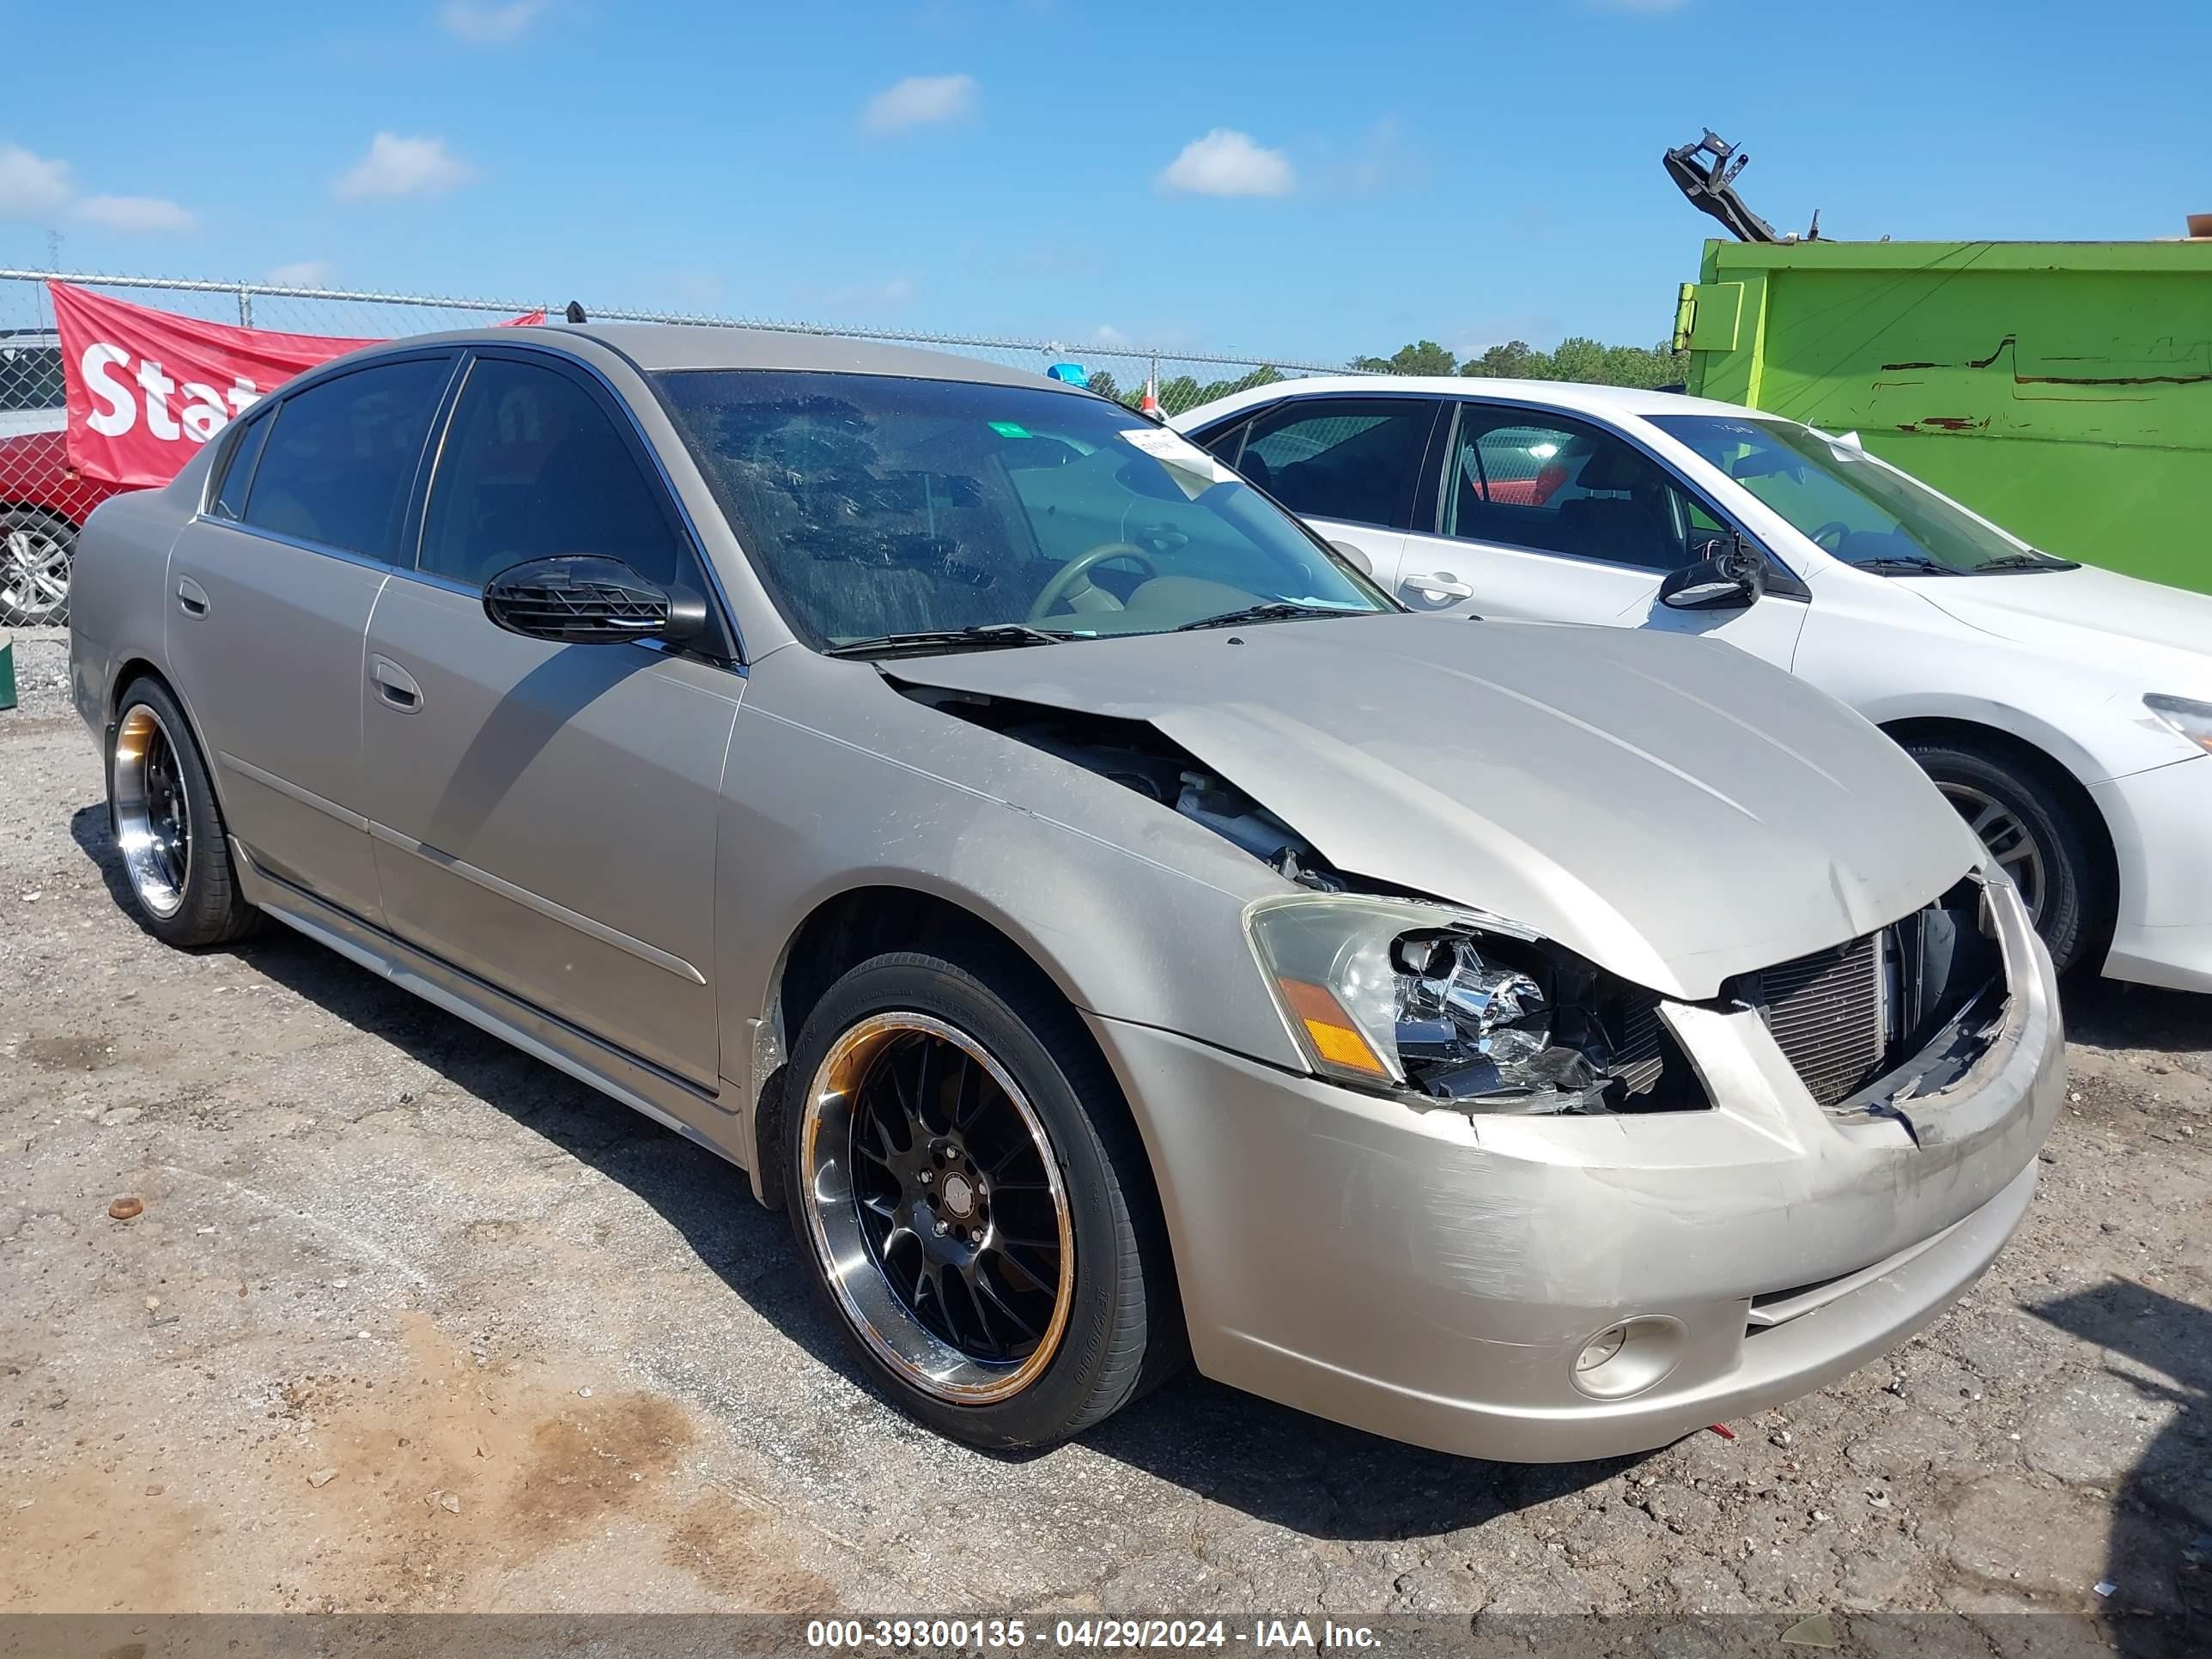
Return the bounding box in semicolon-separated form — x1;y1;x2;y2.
988;421;1032;439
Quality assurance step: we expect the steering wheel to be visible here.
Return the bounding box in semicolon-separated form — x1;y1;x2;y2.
1028;541;1158;621
1808;520;1853;553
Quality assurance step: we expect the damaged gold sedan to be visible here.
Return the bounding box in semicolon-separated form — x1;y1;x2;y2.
70;325;2062;1459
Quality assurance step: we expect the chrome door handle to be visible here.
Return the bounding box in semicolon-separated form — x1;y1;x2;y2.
1405;571;1474;599
176;577;210;617
370;654;423;713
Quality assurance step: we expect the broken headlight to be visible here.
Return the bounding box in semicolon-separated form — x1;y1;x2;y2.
1246;894;1620;1113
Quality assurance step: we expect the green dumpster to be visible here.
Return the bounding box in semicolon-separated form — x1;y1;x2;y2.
1674;239;2212;593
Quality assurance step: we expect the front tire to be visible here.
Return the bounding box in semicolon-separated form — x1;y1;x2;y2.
107;679;260;947
785;947;1178;1449
1905;738;2102;973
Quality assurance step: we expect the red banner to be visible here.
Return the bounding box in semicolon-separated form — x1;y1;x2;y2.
49;283;543;489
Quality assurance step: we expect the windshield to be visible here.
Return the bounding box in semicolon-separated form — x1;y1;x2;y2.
656;369;1395;651
1648;414;2073;574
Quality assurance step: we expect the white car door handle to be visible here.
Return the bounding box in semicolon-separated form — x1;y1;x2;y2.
1405;571;1474;599
175;576;210;617
370;654;423;713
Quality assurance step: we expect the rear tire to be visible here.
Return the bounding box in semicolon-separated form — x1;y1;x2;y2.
106;678;260;948
0;507;75;628
1904;738;2102;973
784;945;1181;1449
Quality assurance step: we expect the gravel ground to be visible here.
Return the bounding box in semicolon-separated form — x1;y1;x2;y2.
2;624;2207;1624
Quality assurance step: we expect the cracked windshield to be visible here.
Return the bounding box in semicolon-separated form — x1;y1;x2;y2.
658;369;1393;653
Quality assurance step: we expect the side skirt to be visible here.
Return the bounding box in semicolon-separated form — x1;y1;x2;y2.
232;837;752;1176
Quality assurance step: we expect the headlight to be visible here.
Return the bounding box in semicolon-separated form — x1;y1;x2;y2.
1245;894;1624;1113
2145;694;2212;757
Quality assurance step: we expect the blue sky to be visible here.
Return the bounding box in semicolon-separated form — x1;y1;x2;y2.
3;1;2208;365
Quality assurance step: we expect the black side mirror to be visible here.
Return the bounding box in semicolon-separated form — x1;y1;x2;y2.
483;556;708;646
1659;535;1767;611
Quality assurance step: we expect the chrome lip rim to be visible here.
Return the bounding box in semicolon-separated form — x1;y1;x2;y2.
1941;781;2045;923
2;526;71;620
798;1012;1075;1406
113;704;191;920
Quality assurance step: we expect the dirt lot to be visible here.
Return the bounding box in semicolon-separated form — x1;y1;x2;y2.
3;624;2207;1623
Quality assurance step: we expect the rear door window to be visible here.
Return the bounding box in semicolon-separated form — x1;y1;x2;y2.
1237;398;1435;530
242;356;453;559
210;409;272;521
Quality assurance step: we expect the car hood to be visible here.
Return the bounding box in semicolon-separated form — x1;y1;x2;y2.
1907;564;2212;673
893;614;1975;999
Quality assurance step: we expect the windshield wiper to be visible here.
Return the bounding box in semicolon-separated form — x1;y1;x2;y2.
821;623;1078;659
1849;554;1961;577
1175;600;1351;632
1975;551;2079;572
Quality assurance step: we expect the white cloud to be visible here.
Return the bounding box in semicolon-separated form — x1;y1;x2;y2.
1092;324;1129;347
1158;129;1294;198
0;144;71;220
335;133;477;201
440;0;550;43
72;194;197;234
861;74;977;135
268;259;335;286
1324;118;1425;198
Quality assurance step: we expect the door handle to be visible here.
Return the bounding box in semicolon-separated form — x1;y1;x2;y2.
1404;571;1474;599
175;577;210;618
369;654;423;714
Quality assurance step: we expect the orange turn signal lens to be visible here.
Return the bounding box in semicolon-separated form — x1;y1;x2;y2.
1276;978;1391;1077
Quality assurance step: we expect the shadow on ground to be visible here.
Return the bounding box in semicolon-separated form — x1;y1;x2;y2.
2032;1279;2210;1652
69;804;1626;1540
2059;974;2209;1054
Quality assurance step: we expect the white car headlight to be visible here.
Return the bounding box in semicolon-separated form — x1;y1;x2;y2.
1244;894;1627;1112
2145;694;2212;757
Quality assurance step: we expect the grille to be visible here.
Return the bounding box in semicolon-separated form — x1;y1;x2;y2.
1753;932;1884;1107
1611;990;1667;1097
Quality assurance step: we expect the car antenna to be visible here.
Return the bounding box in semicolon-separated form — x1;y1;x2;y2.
564;301;588;324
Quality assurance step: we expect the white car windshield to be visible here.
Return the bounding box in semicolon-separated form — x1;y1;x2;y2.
658;369;1395;653
1650;414;2075;575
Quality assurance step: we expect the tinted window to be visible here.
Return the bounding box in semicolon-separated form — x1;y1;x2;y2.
1238;398;1431;529
243;357;451;558
1194;416;1249;462
420;356;684;590
659;370;1393;649
210;410;271;521
1447;405;1705;572
0;338;65;412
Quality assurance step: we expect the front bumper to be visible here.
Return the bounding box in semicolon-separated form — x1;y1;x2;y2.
2093;753;2212;994
1092;879;2063;1463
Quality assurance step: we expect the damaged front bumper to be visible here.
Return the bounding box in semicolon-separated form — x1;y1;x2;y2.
1091;875;2063;1462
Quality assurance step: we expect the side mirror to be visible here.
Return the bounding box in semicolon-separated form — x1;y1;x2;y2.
483;556;708;646
1328;539;1375;576
1659;535;1767;611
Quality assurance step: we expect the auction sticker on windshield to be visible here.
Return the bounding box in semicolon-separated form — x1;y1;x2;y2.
1120;424;1238;499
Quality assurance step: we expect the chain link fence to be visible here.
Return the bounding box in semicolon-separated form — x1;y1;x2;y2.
0;269;1360;625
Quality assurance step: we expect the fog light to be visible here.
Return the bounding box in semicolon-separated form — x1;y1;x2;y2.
1568;1315;1686;1401
1576;1325;1627;1372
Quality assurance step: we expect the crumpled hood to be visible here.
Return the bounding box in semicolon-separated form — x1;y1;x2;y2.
896;614;1978;999
1908;565;2212;682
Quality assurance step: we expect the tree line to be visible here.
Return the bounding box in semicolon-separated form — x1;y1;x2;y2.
1083;335;1688;415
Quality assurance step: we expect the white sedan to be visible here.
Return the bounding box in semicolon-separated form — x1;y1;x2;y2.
1176;377;2212;993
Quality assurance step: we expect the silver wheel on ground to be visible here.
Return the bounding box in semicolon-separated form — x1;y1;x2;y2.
1;516;73;626
112;702;193;921
797;1012;1076;1405
1938;780;2046;923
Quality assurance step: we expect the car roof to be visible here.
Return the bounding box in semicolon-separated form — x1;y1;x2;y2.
380;321;1087;394
1181;374;1768;425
